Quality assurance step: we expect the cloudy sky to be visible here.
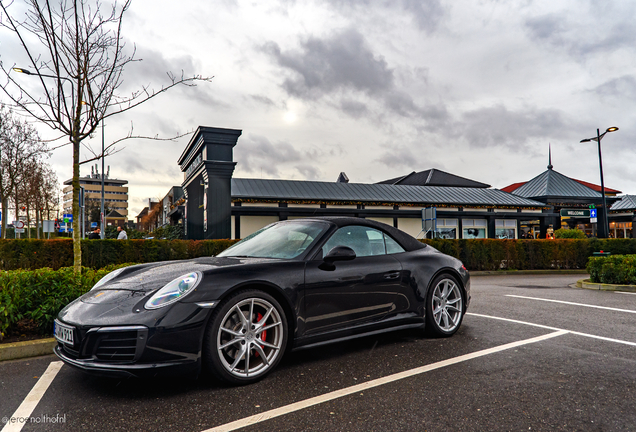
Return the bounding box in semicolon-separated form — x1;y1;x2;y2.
2;0;636;216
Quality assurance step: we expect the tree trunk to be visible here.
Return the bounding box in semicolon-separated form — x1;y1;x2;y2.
26;203;31;239
0;196;7;239
36;208;40;239
72;136;81;272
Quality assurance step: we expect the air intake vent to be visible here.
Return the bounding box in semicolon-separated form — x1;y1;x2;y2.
91;327;147;362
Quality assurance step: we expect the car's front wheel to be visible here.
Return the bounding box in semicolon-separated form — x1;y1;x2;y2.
204;290;288;384
425;274;464;337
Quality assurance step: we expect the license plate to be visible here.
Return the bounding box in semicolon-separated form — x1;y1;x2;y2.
54;320;74;345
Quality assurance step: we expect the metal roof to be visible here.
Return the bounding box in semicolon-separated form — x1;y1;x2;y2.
231;178;546;207
377;168;490;188
512;168;602;199
610;195;636;211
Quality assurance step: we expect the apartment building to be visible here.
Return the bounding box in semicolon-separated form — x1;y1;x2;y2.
62;165;129;221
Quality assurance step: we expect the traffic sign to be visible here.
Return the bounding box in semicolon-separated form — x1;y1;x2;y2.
43;220;55;233
91;222;98;228
15;220;25;230
63;213;73;223
590;209;597;218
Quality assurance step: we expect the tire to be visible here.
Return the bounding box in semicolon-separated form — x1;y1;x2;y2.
203;289;288;385
425;274;464;337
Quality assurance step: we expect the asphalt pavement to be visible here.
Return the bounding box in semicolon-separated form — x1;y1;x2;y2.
1;274;635;432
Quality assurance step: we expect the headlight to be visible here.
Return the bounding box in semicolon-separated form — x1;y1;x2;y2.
144;272;201;310
91;268;125;291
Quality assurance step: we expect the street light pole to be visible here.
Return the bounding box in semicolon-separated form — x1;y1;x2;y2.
595;128;609;239
581;127;618;239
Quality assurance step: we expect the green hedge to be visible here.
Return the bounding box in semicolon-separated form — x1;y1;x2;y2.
587;255;636;285
0;264;132;339
0;238;239;270
421;238;636;271
1;237;636;272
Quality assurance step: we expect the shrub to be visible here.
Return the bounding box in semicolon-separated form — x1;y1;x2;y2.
0;263;134;339
586;255;636;285
555;228;587;239
0;238;240;270
421;238;594;270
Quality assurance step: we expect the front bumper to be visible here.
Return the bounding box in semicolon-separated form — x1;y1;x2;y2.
54;343;200;378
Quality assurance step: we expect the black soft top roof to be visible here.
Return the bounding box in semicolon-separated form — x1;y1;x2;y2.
284;216;426;252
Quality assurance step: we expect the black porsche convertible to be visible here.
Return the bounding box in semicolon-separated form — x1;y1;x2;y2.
54;217;470;384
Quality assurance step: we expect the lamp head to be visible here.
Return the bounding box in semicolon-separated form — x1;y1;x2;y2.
606;127;619;133
12;67;32;75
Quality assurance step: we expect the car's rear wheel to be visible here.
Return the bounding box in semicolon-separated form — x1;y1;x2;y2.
204;290;287;384
425;274;464;337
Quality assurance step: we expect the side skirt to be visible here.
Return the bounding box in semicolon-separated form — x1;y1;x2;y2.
291;321;425;352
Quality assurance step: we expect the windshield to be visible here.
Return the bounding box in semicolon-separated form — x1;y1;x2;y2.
217;221;329;259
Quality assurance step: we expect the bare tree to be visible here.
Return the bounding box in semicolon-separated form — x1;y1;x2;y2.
0;103;48;239
0;0;212;271
23;159;58;238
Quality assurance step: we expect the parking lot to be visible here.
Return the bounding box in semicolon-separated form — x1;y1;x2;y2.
2;274;635;432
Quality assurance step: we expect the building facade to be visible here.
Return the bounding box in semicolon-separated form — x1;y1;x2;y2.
63;166;129;219
175;126;635;240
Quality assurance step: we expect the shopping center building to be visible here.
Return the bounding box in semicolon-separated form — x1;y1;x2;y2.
175;126;635;240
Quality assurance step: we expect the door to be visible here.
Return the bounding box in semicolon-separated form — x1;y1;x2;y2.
302;225;406;335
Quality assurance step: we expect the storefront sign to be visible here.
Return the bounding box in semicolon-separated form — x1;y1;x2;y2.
560;209;590;217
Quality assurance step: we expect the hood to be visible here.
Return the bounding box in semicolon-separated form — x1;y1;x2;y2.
85;256;283;297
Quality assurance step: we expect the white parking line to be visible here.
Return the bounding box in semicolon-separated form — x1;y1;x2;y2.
617;292;636;296
1;361;63;432
505;295;636;314
467;312;636;347
202;330;567;432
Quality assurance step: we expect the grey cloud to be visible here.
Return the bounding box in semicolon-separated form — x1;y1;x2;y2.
249;94;277;107
524;13;636;59
120;45;199;92
591;75;636;100
375;144;445;170
264;28;394;99
339;99;369;118
235;134;303;176
295;164;321;180
318;0;445;34
401;0;445;34
263;28;448;123
455;105;570;150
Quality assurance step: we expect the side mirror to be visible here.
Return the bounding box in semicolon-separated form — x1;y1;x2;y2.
323;246;356;263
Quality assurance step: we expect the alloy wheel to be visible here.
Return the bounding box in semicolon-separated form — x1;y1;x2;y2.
216;297;284;379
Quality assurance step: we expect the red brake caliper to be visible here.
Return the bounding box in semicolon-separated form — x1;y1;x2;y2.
254;313;266;357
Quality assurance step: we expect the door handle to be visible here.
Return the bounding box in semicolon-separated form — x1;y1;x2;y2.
383;271;400;280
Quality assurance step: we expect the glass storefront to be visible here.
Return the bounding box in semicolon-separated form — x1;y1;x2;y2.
609;222;633;238
519;220;539;239
462;219;487;239
435;219;458;239
495;220;517;239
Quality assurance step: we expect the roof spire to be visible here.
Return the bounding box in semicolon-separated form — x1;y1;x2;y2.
547;143;553;170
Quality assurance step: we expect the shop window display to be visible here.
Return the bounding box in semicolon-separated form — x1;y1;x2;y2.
462;219;487;239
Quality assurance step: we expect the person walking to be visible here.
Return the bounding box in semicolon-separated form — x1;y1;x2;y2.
88;228;101;239
117;225;128;240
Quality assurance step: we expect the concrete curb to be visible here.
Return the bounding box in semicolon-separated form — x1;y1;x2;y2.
0;338;56;362
471;270;589;276
576;279;636;293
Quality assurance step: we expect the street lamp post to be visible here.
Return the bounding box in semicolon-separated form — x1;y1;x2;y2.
580;127;619;239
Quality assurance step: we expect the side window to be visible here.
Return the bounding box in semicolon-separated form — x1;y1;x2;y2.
384;233;405;254
322;226;388;258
